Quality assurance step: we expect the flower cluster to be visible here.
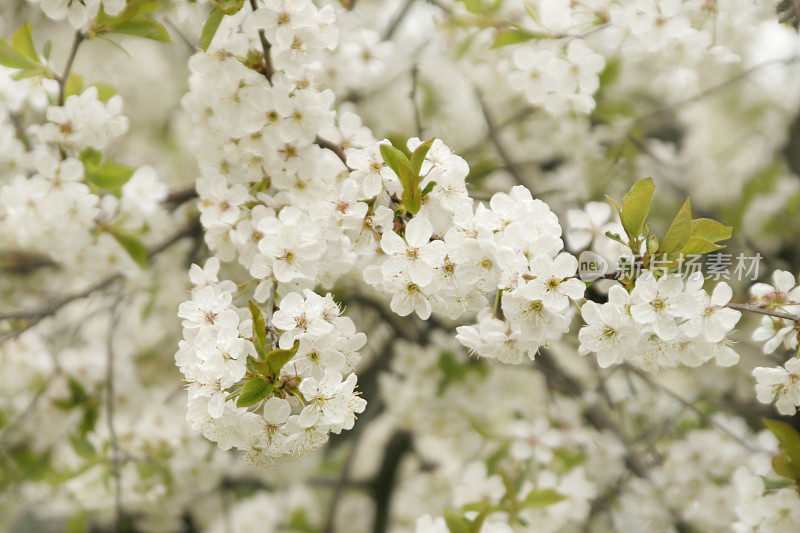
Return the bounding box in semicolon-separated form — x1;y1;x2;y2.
507;39;605;114
36;86;129;152
579;271;741;370
176;259;366;461
360;177;582;363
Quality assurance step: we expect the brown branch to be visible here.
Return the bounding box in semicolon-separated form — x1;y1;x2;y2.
106;293;124;531
165;184;198;205
475;90;526;187
727;302;800;323
536;351;651;478
0;216;201;341
57;31;85;106
383;0;417;41
249;0;274;83
315;136;352;169
622;364;762;452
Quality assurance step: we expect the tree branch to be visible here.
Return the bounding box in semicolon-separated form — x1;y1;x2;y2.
727;302;800;323
475;90;526;187
57;31;85;106
249;0;274;83
0;216;202;342
315;136;351;169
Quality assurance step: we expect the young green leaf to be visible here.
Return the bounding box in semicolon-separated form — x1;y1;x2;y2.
69;433;96;459
396;158;418;194
659;198;692;253
764;418;800;466
236;377;274;408
108;229;149;269
491;28;544;49
443;509;470;533
521;488;566;508
248;300;269;359
0;39;41;70
200;9;224;51
379;143;409;176
91;82;118;101
691;218;732;244
81;148;135;190
620;177;655;240
420;180;437;197
42;40;52;60
112;17;171;42
681;237;724;256
456;0;484;15
266;340;300;375
65;73;84;99
772;452;800;481
410;138;434;176
12;23;39;62
524;1;540;23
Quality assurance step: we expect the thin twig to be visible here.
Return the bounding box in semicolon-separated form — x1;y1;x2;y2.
0;216;201;341
57;31;85;106
383;0;417;41
106;290;124;532
315;136;352;169
249;0;274;83
727;302;800;323
475;90;526;186
0;369;61;446
165;184;198;205
623;364;763;452
635;55;800;126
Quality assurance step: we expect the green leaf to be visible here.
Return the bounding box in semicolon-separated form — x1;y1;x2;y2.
396;158;418;194
65;73;84;99
42;40;52;60
620;177;655;240
266;340;300;375
443;509;470;533
379;143;409;176
80;148;135;190
112;17;171;42
236;377;274;408
92;82;118;101
109;229;148;269
0;38;41;70
691;218;732;243
491;28;544;49
659;198;692;253
772;452;800;481
200;8;224;51
69;433;96;459
521;488;566;508
12;22;39;62
410;138;434;176
420;180;437;197
248;300;269;359
524;1;540;23
598;58;620;90
681;237;724;256
457;0;484;15
137;0;163;15
765;418;800;466
246;354;269;376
